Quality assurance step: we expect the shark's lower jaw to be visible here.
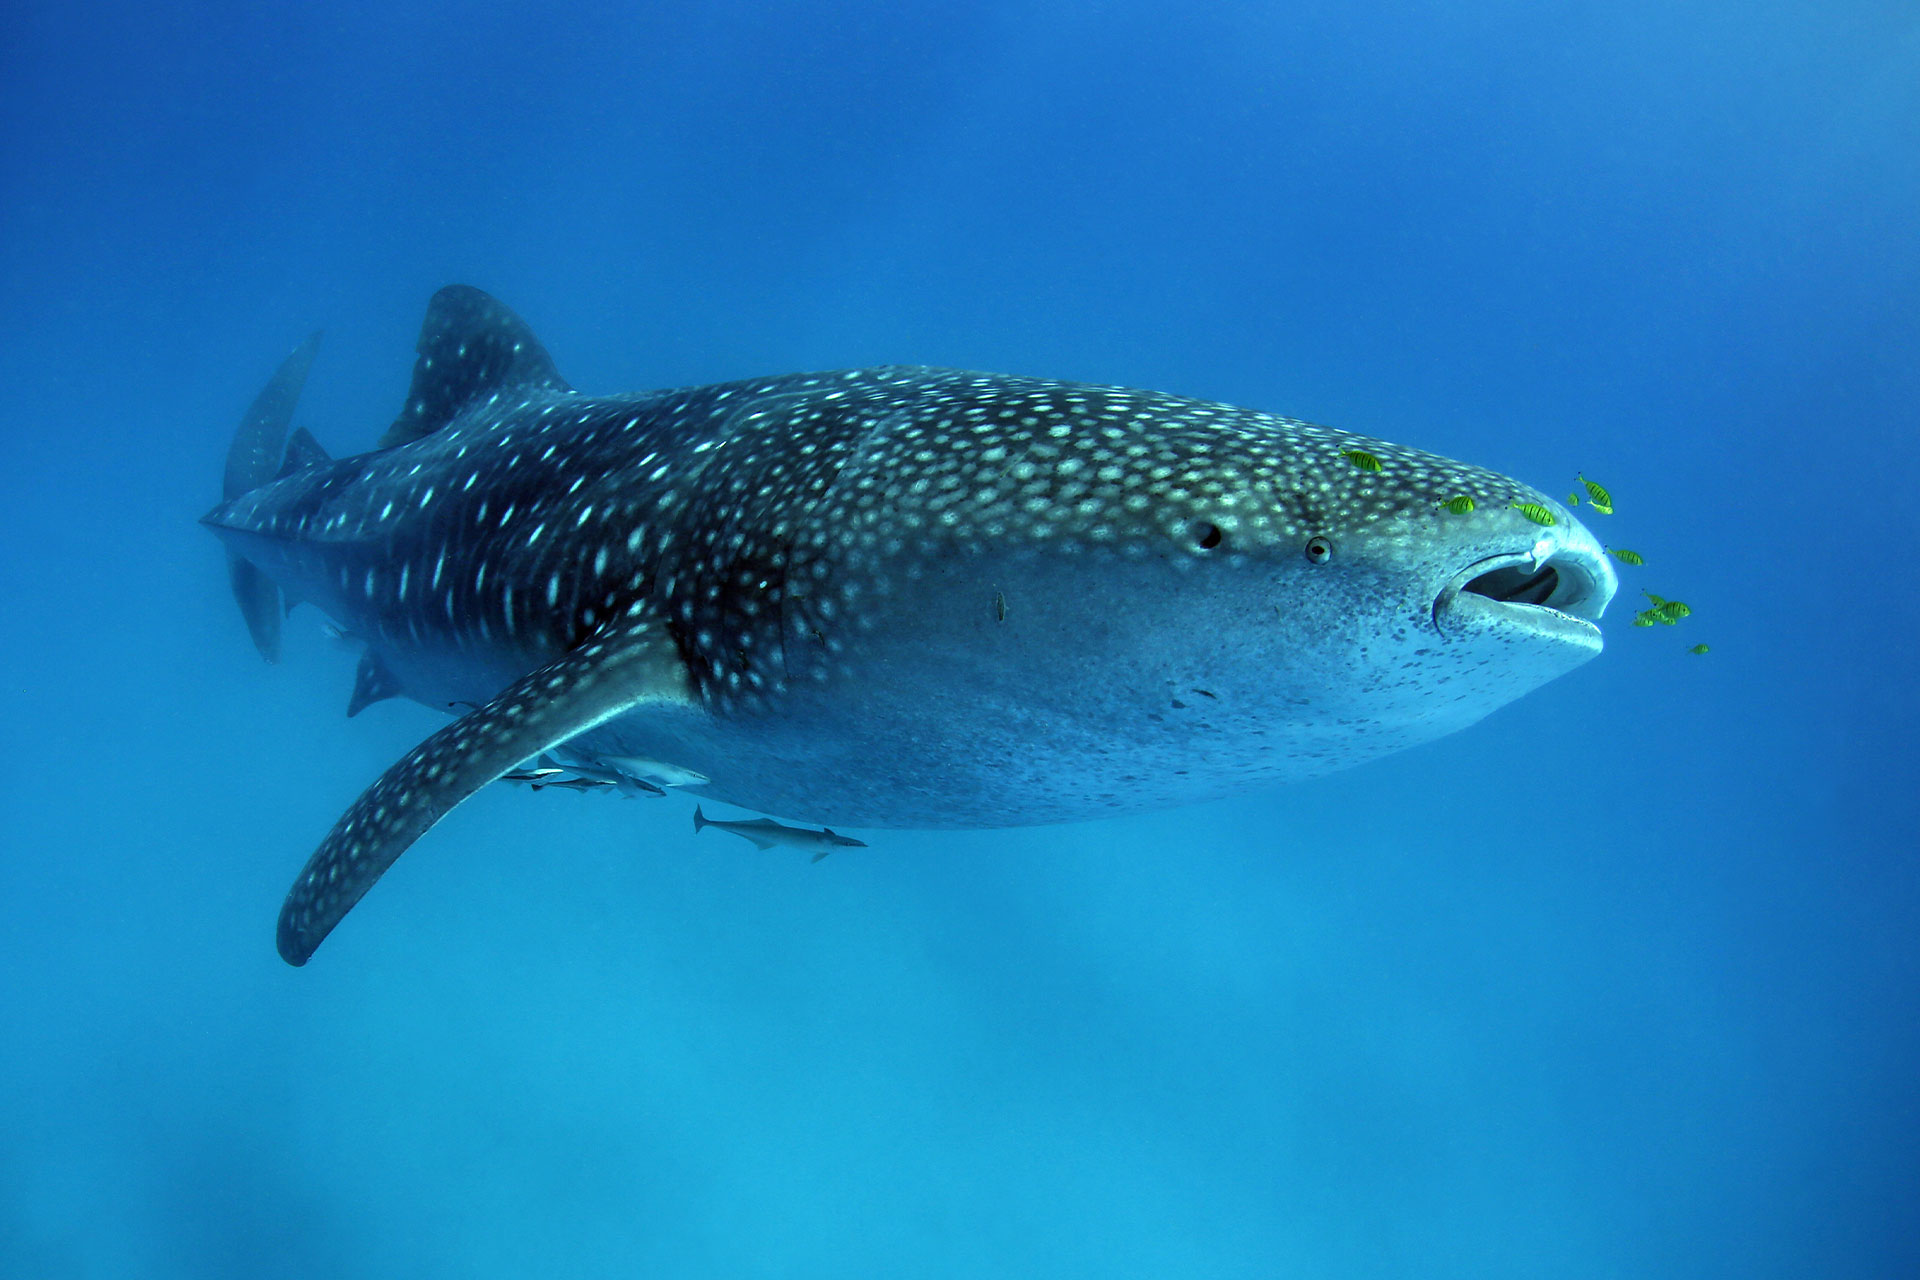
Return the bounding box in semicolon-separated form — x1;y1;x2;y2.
1433;546;1611;648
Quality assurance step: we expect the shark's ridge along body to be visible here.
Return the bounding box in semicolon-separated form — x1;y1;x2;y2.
206;286;1616;965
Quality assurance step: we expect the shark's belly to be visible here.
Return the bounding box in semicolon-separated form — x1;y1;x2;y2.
570;684;1448;828
561;649;1443;830
363;544;1467;828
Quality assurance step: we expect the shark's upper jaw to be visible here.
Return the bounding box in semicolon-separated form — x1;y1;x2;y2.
1432;538;1615;648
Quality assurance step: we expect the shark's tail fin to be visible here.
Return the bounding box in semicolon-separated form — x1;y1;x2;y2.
693;805;710;834
220;332;322;663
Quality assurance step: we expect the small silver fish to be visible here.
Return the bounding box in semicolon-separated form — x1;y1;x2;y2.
693;805;867;862
533;776;614;793
541;750;667;797
499;767;566;786
593;754;710;789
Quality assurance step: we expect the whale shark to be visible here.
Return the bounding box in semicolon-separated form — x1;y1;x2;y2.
204;286;1617;965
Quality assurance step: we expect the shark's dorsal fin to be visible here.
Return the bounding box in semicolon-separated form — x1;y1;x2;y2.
275;603;695;965
378;286;571;449
346;652;403;718
277;426;331;480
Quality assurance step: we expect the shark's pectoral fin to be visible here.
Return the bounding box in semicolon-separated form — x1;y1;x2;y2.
275;604;693;965
346;652;404;718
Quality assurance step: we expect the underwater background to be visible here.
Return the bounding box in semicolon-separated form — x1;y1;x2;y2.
3;1;1916;1275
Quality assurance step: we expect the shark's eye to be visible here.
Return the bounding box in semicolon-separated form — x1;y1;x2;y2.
1188;521;1224;551
1305;536;1333;564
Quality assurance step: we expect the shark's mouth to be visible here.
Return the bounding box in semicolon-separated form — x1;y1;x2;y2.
1434;545;1610;643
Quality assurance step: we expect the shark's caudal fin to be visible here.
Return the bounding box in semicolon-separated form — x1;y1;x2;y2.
275;603;696;965
221;332;322;663
377;285;572;449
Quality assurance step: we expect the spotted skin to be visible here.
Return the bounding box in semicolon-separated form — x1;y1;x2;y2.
207;287;1618;965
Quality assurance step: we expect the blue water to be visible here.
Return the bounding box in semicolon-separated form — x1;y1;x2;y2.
4;2;1916;1275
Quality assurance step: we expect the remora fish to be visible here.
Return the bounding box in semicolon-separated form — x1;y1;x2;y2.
693;805;865;861
204;286;1617;965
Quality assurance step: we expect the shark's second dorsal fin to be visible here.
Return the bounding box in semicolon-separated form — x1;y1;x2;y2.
276;427;331;480
378;286;572;449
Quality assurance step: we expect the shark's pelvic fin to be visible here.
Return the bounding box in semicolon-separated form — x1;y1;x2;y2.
275;604;695;965
377;285;572;449
346;652;404;718
222;332;322;663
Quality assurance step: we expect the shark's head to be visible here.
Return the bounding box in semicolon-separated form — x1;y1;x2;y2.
1158;419;1620;738
703;374;1618;822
